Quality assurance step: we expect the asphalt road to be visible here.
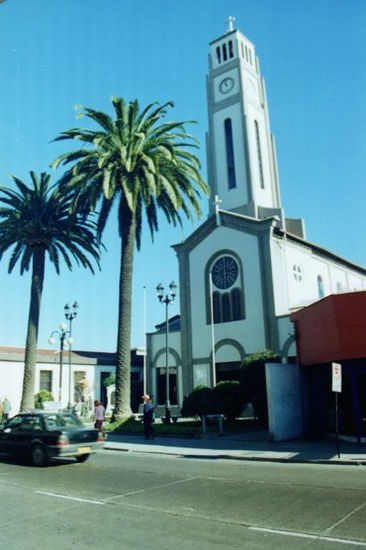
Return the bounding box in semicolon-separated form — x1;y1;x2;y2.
1;449;366;549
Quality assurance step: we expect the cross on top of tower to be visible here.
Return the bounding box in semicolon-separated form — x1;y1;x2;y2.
213;194;222;213
213;194;222;225
227;16;235;32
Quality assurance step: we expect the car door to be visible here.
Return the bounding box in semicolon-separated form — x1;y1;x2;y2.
16;415;44;455
0;415;23;453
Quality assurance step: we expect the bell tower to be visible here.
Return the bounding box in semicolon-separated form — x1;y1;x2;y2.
206;17;283;222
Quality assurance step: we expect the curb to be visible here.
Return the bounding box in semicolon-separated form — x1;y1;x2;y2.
103;443;366;466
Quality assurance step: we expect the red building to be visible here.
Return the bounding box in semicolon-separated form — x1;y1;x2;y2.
291;292;366;440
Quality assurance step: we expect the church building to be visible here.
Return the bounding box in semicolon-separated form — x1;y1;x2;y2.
147;20;366;416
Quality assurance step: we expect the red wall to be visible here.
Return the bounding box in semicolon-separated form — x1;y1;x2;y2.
290;291;366;366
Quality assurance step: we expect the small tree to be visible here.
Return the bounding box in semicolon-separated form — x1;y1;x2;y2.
181;385;222;418
213;381;247;421
34;390;54;409
239;351;281;425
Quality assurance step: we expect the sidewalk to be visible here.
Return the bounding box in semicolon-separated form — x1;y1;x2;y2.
104;431;366;465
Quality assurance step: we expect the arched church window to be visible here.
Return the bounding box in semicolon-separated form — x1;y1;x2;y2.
249;49;253;64
208;255;245;324
317;275;325;298
222;293;231;322
241;42;245;58
216;47;221;64
213;291;221;323
224;118;236;189
222;43;227;61
231;288;242;320
254;120;265;189
229;40;234;58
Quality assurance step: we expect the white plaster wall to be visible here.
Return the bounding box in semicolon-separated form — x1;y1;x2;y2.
243;82;275;209
0;361;24;416
189;225;266;359
0;360;100;416
150;331;181;369
281;240;366;311
215;344;242;362
270;237;290;315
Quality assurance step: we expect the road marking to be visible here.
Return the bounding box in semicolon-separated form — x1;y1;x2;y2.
324;501;366;535
249;526;366;547
105;476;197;502
35;491;105;506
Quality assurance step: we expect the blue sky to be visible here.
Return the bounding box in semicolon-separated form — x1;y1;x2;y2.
0;0;365;352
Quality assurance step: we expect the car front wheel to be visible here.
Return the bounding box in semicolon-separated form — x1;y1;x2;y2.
31;444;48;467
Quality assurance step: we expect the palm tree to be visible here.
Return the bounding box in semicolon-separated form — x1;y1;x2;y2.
0;172;101;411
53;97;209;419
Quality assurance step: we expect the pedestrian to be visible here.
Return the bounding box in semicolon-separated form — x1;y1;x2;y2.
2;397;11;422
94;400;105;430
142;394;154;440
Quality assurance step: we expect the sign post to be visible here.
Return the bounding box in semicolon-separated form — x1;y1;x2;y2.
332;362;342;458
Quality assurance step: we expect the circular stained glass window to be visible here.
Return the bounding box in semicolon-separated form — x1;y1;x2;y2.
211;256;239;289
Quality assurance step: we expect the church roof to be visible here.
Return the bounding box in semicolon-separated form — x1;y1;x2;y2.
173;210;366;276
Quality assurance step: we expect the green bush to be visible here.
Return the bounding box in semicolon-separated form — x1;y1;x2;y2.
103;374;116;387
239;350;281;425
181;385;222;418
213;381;247;421
34;390;54;409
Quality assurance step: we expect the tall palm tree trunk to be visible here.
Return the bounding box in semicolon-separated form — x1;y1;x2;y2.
113;205;136;420
20;247;45;412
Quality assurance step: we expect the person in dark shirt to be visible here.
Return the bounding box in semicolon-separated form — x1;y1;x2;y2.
142;394;154;440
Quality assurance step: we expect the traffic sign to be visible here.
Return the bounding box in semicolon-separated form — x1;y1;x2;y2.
332;362;342;392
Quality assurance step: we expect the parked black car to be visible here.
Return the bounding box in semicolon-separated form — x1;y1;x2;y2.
0;411;104;466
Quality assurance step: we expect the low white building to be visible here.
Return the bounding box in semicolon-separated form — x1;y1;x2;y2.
0;346;144;416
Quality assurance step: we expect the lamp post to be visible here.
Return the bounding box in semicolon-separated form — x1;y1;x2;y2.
48;324;72;407
64;302;79;410
156;281;177;424
48;302;78;409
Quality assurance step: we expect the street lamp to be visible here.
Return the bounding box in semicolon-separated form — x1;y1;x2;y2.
156;281;177;424
48;324;72;407
64;302;79;409
48;302;78;409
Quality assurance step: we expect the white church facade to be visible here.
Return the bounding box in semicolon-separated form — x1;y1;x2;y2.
147;21;366;415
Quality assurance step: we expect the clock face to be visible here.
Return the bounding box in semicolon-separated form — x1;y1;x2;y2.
211;256;239;289
219;77;234;94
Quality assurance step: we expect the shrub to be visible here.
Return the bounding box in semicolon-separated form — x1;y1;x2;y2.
181;385;222;418
103;374;115;387
34;390;54;409
239;350;281;425
213;381;247;421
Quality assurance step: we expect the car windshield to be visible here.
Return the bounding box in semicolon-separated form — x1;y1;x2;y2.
44;413;82;430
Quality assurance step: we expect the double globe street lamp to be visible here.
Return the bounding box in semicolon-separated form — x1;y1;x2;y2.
156;281;177;424
48;302;79;409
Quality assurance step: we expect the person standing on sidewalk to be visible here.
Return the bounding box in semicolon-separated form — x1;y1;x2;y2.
94;400;105;430
2;397;11;422
142;394;154;440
